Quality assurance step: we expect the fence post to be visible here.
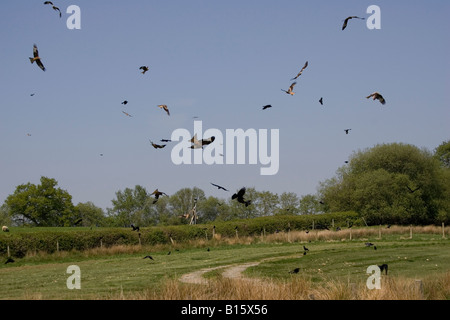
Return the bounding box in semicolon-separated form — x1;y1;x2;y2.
7;245;10;258
443;222;446;239
100;239;103;248
138;233;142;246
379;224;382;240
350;228;352;241
56;240;59;252
410;225;413;239
213;226;216;239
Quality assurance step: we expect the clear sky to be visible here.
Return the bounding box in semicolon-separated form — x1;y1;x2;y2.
0;1;449;210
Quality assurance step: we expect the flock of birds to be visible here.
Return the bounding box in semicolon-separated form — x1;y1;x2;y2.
16;5;391;277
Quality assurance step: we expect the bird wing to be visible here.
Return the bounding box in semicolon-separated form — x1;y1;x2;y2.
289;82;297;90
366;93;375;99
342;18;350;30
377;94;386;105
36;59;46;71
237;187;246;198
164;106;170;116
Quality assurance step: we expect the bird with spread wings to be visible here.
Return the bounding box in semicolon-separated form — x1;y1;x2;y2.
29;44;46;72
158;105;170;116
44;1;62;18
366;92;386;105
281;82;297;96
342;16;365;30
291;61;308;81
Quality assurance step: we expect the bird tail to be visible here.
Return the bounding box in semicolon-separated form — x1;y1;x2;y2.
29;57;35;64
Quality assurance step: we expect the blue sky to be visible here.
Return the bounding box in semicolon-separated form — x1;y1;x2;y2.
0;1;449;210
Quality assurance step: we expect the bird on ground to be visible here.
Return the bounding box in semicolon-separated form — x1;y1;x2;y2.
262;105;272;110
143;255;154;260
303;246;309;252
44;1;61;18
158;105;170;116
291;61;308;81
122;111;132;117
366;92;386;105
231;187;252;207
378;264;388;275
29;44;46;72
344;129;351;135
342;16;365;30
139;66;149;74
167;251;171;255
281;82;297;96
289;268;300;274
151;189;168;204
387;224;391;229
319;97;323;105
207;248;210;252
121;100;128;105
150;140;166;149
211;183;229;192
5;258;15;264
131;224;140;232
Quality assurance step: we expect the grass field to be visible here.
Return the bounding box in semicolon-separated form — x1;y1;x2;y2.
0;226;449;300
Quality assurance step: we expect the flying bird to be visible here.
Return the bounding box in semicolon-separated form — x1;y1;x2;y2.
319;97;323;105
366;92;386;105
150;140;166;149
281;82;297;96
131;224;140;232
190;134;216;149
303;246;309;252
44;1;61;18
29;44;46;72
211;183;229;192
143;255;154;260
342;16;365;30
121;100;128;105
4;258;15;265
151;189;168;204
160;139;172;143
158;105;170;116
406;185;421;193
140;66;149;74
291;61;308;80
232;187;252;207
344;129;352;135
122;111;132;117
262;105;272;110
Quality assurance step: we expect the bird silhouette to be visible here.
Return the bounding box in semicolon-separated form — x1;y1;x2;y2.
158;105;170;116
344;129;352;135
289;268;300;274
366;92;386;105
121;100;128;105
262;105;272;110
150;140;166;149
378;264;388;275
140;66;149;74
342;16;365;30
190;134;216;149
319;97;323;105
122;111;132;117
167;251;171;255
291;61;308;81
406;185;421;193
211;183;229;192
143;255;154;260
131;224;140;232
151;189;168;204
303;246;309;252
4;258;15;265
232;187;252;207
29;44;46;72
160;139;172;143
44;1;62;18
281;82;297;96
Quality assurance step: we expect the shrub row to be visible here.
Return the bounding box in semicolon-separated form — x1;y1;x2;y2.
0;212;359;257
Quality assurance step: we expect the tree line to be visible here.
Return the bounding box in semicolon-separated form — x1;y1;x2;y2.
1;140;449;227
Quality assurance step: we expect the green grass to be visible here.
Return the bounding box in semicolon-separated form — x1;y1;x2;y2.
0;230;448;300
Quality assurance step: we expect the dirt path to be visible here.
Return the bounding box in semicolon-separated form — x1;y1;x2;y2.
179;256;294;285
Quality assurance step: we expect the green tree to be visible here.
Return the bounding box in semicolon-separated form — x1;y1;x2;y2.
0;204;12;226
318;143;447;225
5;177;75;227
434;140;450;168
168;187;206;224
299;194;321;215
107;185;154;227
74;202;107;227
277;192;300;215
